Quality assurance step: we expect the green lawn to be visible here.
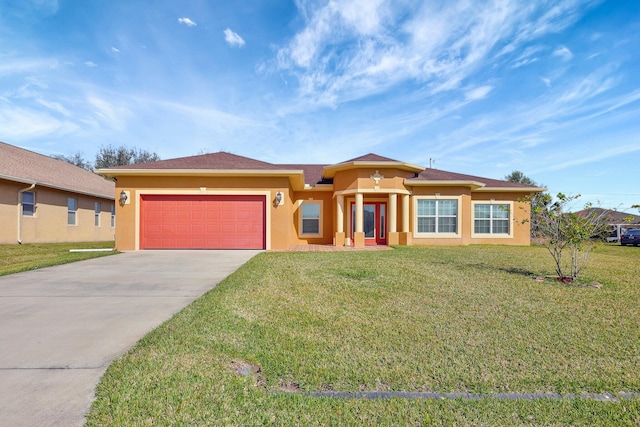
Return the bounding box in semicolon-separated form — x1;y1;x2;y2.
87;244;640;426
0;241;116;276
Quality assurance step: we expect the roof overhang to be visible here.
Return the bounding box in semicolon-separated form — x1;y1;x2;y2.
404;179;486;190
94;168;307;191
404;178;546;193
323;161;425;179
472;186;547;193
0;173;115;200
303;183;334;191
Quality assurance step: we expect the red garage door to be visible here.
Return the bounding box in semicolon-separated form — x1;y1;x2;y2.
140;194;265;249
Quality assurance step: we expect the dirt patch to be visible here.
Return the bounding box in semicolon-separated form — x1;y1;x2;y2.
533;276;602;288
229;360;265;386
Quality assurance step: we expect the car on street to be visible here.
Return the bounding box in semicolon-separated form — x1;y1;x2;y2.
620;229;640;246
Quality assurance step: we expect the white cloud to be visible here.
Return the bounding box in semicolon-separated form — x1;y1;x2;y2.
553;45;573;61
511;45;545;68
224;28;245;47
86;96;129;131
465;85;493;101
0;102;78;140
275;0;599;107
111;47;120;53
0;58;59;76
31;0;59;14
84;61;97;67
178;17;196;27
541;77;551;87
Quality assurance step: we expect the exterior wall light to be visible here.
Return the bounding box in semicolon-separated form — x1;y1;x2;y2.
274;191;283;206
119;190;128;205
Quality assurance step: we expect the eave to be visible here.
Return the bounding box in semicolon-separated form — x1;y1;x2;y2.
94;168;307;191
404;179;486;190
472;186;547;193
0;173;115;200
302;183;334;192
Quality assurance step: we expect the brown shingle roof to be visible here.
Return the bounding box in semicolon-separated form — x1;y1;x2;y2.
0;141;114;199
341;153;402;163
575;208;640;224
110;151;282;170
97;150;537;190
414;168;535;189
277;164;328;185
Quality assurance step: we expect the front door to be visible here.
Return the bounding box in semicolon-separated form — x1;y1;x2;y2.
351;202;387;245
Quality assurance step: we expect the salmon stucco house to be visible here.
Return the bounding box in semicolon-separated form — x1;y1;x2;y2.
96;152;543;251
0;141;115;244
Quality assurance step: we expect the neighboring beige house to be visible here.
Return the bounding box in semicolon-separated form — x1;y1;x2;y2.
96;151;544;251
0;141;115;244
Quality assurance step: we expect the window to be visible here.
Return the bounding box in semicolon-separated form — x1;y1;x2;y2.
22;191;35;216
299;201;322;237
416;199;458;234
473;202;511;236
94;202;101;226
110;204;115;228
68;198;77;225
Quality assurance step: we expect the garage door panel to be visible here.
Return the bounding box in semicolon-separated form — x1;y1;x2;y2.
141;195;265;249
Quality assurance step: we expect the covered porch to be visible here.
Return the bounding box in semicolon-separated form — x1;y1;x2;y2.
333;191;412;248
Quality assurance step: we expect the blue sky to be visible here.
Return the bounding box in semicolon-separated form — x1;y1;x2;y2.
1;0;639;211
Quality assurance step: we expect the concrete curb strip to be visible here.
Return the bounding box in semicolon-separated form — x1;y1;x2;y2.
288;391;640;401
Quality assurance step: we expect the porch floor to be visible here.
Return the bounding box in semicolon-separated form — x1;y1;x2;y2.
286;244;392;252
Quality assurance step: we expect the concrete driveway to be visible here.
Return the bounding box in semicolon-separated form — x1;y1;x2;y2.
0;250;260;427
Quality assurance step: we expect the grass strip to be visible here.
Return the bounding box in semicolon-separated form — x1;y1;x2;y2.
0;241;117;276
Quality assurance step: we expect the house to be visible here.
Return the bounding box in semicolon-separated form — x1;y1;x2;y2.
95;152;544;251
0;141;116;244
575;207;640;241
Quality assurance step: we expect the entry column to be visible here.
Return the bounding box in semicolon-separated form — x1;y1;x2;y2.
387;193;399;245
334;195;346;246
353;193;365;247
400;194;411;245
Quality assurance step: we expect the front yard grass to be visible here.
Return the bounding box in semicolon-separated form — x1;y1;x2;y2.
87;244;640;426
0;241;116;276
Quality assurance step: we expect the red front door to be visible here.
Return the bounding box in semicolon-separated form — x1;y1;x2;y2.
351;202;387;245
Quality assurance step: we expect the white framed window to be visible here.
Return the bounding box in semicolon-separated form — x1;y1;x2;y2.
413;196;461;238
472;201;513;238
94;202;101;227
68;198;77;225
22;191;35;216
110;204;115;228
299;200;323;237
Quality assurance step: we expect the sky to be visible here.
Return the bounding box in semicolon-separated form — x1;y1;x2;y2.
1;0;639;211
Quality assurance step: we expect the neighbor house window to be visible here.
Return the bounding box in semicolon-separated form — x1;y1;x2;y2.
22;191;35;216
299;200;322;237
473;202;512;236
110;204;115;228
94;202;101;226
416;198;459;235
68;198;77;225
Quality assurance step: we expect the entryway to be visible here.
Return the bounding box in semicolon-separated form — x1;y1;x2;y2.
351;202;387;245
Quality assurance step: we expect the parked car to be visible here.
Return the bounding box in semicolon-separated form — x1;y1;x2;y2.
606;229;620;243
620;229;640;246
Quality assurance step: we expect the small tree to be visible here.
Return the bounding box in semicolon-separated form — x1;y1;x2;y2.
505;170;549;237
94;145;160;168
529;193;610;281
51;152;92;171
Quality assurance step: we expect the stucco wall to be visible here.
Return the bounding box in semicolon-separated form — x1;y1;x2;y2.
111;169;533;251
115;175;299;251
0;180;115;244
407;187;531;246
